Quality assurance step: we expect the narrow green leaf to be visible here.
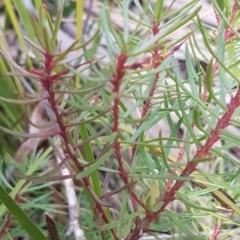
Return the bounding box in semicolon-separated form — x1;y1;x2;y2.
11;0;39;58
33;0;42;9
185;46;200;99
0;147;52;217
155;0;164;24
159;132;176;175
117;191;128;237
77;146;112;179
3;0;28;54
51;10;63;47
174;72;199;146
167;211;204;240
196;15;240;82
79;123;102;197
205;59;227;111
133;6;201;55
0;125;55;138
193;108;209;136
215;0;226;11
122;0;130;44
76;0;84;42
0;185;48;240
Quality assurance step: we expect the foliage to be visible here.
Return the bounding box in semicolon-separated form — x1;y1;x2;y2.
1;0;240;239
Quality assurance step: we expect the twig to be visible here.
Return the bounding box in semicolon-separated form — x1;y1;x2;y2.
54;138;85;240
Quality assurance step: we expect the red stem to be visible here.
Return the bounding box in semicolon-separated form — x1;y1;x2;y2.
111;53;149;217
126;6;240;238
126;83;240;239
34;52;118;239
130;20;161;166
211;223;221;240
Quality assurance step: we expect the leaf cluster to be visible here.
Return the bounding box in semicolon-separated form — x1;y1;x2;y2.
1;0;240;240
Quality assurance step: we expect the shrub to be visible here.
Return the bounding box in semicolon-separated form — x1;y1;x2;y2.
1;1;240;239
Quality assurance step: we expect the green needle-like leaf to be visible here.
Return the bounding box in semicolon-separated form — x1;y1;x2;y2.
0;185;48;240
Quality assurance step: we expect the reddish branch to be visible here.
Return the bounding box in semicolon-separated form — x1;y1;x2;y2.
111;53;128;182
211;223;221;240
110;53;150;221
210;5;239;237
126;6;240;239
30;52;118;239
130;20;161;166
126;85;240;239
130;20;186;166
